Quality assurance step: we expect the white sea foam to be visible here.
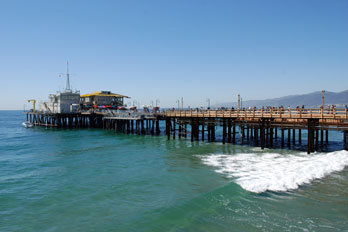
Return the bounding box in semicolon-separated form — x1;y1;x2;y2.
199;150;348;193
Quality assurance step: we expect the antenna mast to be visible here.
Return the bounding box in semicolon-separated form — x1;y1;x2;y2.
66;61;71;91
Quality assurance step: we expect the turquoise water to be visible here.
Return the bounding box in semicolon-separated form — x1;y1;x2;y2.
1;111;348;232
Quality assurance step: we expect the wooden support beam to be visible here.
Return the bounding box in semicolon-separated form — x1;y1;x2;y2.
207;122;211;142
178;121;182;139
151;120;155;135
307;119;315;154
241;125;245;138
325;130;329;145
166;118;170;140
222;119;226;144
281;128;285;148
311;121;317;152
191;118;194;142
311;129;315;153
287;129;291;148
195;119;199;141
156;120;160;134
265;126;269;148
232;124;236;144
247;126;250;141
269;127;273;147
299;129;302;144
315;129;319;151
260;124;265;150
227;119;232;143
211;120;215;142
201;119;204;141
136;120;139;135
320;129;323;145
172;119;176;139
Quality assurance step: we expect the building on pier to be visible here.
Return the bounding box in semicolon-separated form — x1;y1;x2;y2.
39;90;81;113
39;62;80;113
80;91;129;109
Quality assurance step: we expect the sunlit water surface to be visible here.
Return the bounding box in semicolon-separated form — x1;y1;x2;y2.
1;111;348;232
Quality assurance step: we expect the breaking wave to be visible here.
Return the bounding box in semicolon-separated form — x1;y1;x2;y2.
199;150;348;193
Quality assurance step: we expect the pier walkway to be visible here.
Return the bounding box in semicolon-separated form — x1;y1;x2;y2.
165;108;348;154
26;108;348;154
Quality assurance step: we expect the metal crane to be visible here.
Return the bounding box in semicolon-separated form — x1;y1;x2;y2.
28;99;36;113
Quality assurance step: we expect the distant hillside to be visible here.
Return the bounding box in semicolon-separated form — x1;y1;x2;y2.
217;90;348;108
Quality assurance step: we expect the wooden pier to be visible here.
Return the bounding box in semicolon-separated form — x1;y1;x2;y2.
26;107;348;154
165;108;348;154
25;111;162;135
25;112;104;128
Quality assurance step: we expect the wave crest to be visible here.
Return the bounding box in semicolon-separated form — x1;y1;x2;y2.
200;150;348;193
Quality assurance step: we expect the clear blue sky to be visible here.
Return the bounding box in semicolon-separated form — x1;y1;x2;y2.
1;0;347;109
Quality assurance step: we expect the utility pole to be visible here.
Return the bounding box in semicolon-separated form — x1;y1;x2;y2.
322;90;325;108
207;98;210;109
238;94;240;110
181;97;184;110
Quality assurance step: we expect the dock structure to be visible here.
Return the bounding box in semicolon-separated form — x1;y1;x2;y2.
25;112;104;128
26;108;348;154
165;108;348;154
25;110;162;135
102;111;161;135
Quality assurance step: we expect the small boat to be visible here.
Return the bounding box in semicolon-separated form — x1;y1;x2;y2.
22;121;33;128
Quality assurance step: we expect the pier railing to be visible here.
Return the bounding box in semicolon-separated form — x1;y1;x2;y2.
165;108;348;119
102;111;157;120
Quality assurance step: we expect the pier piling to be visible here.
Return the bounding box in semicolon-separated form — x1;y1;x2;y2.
26;107;348;154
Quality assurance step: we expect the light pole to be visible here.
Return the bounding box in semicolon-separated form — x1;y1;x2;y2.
206;98;210;109
322;90;325;108
176;100;180;109
181;97;184;110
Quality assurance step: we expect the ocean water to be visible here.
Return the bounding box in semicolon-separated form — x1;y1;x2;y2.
1;110;348;232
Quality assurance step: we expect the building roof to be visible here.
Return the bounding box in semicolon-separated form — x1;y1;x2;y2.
80;91;129;98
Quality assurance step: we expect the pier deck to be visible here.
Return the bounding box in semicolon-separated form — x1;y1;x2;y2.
25;108;348;154
165;108;348;154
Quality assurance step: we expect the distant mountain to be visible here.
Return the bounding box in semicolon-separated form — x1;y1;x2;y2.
217;90;348;108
